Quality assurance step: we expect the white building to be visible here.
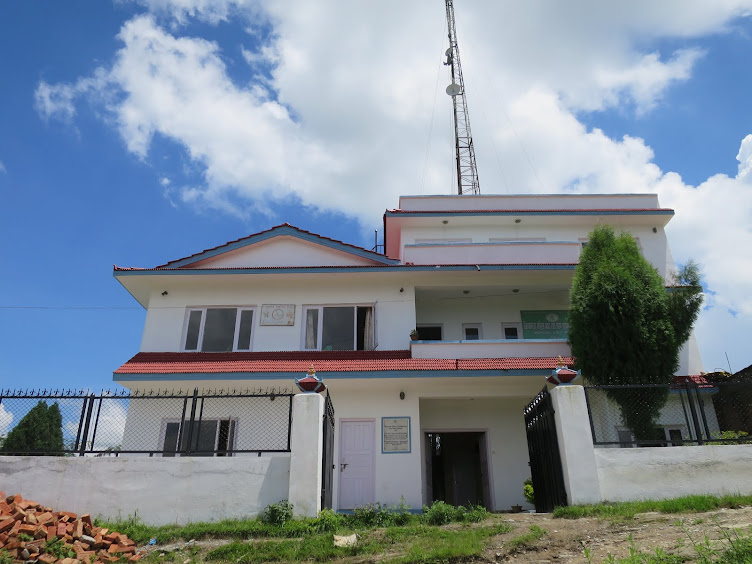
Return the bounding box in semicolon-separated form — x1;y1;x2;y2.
113;192;704;512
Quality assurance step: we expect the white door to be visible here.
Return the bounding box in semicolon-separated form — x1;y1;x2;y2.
338;420;375;509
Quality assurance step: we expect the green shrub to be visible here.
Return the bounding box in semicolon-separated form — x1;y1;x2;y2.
260;500;294;526
422;501;456;525
707;430;750;445
352;502;392;527
311;508;344;533
523;478;535;505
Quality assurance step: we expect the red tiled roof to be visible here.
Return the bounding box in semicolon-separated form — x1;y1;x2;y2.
114;350;573;375
672;374;711;386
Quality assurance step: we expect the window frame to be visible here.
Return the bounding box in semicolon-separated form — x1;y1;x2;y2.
302;304;375;351
462;323;483;341
159;417;237;457
501;323;522;340
181;306;257;352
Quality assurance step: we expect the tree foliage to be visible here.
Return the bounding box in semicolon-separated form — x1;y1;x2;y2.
0;400;65;455
569;225;703;439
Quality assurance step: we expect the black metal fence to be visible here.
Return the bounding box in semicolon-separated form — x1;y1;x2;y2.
585;381;752;447
524;386;567;512
0;387;294;456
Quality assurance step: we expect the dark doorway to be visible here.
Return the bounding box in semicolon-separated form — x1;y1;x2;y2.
425;432;490;508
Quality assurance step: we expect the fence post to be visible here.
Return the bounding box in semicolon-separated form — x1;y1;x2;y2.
288;393;325;518
183;389;199;455
549;386;602;505
78;395;96;456
684;382;704;445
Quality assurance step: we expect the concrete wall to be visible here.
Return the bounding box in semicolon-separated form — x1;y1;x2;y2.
0;456;290;526
551;386;752;506
595;444;752;501
0;394;324;525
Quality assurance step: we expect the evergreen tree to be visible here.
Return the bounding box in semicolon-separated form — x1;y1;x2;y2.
569;225;703;440
0;400;65;455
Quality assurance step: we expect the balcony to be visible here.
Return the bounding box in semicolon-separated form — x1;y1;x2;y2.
410;339;571;359
403;241;581;265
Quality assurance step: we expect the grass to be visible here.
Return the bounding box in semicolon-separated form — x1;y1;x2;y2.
553;494;752;520
196;522;513;564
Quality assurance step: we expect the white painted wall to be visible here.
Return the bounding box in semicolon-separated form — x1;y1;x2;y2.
192;236;380;268
403;242;581;265
398;194;662;212
0;456;290;526
400;225;669;277
595;444;752;501
415;290;570;342
410;340;571;359
322;375;542;512
419;396;533;511
139;275;416;352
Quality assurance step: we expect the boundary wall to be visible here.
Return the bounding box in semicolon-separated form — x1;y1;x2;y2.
0;394;323;525
551;386;752;505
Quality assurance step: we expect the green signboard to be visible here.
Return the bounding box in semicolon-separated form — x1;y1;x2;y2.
520;310;570;339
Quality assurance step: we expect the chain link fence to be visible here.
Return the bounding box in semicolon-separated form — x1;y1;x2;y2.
585;381;752;447
0;388;293;456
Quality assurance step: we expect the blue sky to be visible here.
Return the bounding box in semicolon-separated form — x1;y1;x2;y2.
1;1;752;394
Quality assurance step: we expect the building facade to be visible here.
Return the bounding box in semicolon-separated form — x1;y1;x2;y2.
113;193;703;512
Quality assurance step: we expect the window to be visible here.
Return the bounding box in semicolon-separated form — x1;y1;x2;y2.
501;323;521;340
416;325;443;340
183;307;255;352
462;323;483;340
304;305;374;351
162;419;236;456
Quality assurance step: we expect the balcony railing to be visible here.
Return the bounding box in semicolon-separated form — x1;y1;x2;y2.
409;339;571;359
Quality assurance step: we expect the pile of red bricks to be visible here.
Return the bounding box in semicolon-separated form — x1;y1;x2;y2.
0;493;142;563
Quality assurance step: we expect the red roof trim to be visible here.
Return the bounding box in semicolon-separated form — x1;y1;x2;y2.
114;351;575;375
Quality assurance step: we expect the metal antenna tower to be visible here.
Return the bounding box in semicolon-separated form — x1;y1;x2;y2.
444;0;480;195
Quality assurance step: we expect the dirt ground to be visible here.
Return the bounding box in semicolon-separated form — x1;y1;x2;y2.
142;506;752;563
481;506;752;563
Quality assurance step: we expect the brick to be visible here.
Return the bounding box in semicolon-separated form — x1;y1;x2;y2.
37;553;57;564
108;545;136;554
74;520;84;538
0;518;14;533
37;512;54;524
60;512;78;520
10;520;21;535
58;522;68;537
20;524;38;534
80;514;92;527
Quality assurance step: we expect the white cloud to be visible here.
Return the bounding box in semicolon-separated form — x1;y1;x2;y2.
0;161;6;174
0;404;13;436
36;1;752;371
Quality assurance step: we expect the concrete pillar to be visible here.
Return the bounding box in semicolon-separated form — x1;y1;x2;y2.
550;385;602;505
288;393;325;517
